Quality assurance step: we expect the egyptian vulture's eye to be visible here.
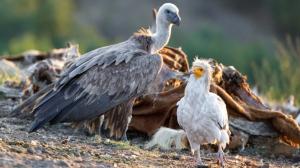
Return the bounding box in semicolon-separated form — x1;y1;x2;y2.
193;67;205;79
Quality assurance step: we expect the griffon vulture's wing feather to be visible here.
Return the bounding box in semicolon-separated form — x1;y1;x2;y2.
30;40;162;132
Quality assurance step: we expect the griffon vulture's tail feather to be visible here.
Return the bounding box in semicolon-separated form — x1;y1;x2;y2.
29;82;117;132
29;90;71;132
29;79;83;132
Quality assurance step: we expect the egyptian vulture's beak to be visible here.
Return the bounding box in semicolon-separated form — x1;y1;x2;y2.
192;67;204;79
168;12;181;26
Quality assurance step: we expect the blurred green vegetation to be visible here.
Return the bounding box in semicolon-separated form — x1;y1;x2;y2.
171;23;273;83
252;37;300;104
0;59;23;85
0;0;299;103
0;0;107;55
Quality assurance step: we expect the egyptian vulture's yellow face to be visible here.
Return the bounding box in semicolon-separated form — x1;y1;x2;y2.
192;66;205;79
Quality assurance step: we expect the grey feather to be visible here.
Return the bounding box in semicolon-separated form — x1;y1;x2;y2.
29;36;162;132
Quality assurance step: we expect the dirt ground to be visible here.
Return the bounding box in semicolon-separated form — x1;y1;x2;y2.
0;99;299;168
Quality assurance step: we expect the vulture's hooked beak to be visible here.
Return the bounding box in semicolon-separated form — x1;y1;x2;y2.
175;71;191;82
168;12;181;26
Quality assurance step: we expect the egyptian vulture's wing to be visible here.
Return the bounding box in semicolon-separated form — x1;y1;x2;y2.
210;94;228;130
29;41;162;132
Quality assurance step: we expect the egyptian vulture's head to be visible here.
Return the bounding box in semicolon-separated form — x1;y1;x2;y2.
191;58;212;80
157;3;181;26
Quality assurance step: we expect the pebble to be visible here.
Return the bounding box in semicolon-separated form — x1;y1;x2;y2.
260;163;270;168
73;149;81;157
10;146;26;153
104;139;110;144
30;140;38;146
27;147;35;154
56;160;70;167
245;160;251;166
131;151;140;156
160;154;169;159
131;154;137;159
172;154;181;160
22;143;29;148
61;139;68;144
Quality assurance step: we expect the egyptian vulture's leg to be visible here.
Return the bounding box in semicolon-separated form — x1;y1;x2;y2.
188;138;205;166
196;146;203;166
217;144;225;168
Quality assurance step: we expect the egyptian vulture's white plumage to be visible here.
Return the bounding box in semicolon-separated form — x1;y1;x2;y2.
145;127;189;150
28;3;181;137
177;59;230;167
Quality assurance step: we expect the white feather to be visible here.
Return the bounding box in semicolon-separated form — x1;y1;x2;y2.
145;127;189;150
177;58;230;152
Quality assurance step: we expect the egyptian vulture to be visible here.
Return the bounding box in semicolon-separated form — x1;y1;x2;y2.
177;59;230;167
29;3;181;138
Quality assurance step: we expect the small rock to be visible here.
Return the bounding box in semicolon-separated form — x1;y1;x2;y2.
104;139;110;144
22;143;29;148
56;160;70;167
73;149;81;157
91;135;102;143
30;140;38;146
62;154;71;159
160;154;169;159
245;160;251;166
196;165;208;168
130;155;137;159
172;154;181;160
131;151;140;156
10;146;26;153
260;163;270;168
27;147;35;154
61;139;68;144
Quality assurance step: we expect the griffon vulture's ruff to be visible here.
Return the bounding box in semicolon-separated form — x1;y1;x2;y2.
177;59;230;167
29;3;181;134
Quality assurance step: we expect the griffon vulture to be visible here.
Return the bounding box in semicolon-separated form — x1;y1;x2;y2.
29;3;181;137
177;59;230;167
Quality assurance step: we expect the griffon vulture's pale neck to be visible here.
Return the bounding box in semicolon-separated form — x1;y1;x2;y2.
151;20;172;54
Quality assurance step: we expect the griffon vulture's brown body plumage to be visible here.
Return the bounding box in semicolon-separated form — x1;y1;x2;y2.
29;3;181;139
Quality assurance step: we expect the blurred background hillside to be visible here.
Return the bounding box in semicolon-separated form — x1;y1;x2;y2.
0;0;299;103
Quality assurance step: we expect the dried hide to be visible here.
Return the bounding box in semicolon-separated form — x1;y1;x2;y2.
10;44;80;117
9;45;300;147
130;54;300;147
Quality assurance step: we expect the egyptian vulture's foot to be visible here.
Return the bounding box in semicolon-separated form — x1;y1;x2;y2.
196;161;208;168
217;149;225;168
195;150;208;168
